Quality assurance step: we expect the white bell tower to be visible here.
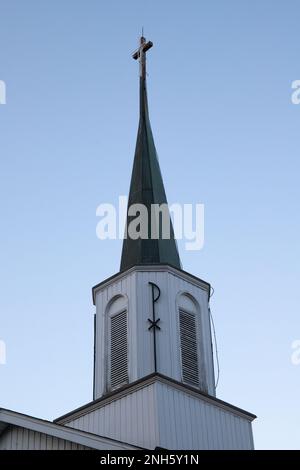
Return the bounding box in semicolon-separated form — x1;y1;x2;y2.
93;265;215;399
58;36;256;450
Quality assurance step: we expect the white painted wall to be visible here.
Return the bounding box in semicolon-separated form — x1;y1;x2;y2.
94;265;215;399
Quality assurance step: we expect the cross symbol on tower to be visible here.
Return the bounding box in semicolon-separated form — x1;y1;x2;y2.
132;36;153;79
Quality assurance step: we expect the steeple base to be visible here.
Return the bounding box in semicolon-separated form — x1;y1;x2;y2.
56;374;255;450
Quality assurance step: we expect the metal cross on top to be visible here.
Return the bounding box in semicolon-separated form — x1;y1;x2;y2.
132;36;153;79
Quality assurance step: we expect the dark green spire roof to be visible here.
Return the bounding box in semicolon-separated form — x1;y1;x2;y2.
120;37;181;271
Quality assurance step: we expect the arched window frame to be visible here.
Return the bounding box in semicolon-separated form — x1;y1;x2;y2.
105;295;129;392
176;292;207;391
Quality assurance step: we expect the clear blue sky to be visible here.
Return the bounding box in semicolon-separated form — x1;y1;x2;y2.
0;0;299;450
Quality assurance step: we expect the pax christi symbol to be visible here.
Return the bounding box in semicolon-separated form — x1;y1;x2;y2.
148;282;161;374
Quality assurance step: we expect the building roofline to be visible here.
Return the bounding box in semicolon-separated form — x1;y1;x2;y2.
92;264;211;304
55;373;256;424
0;408;141;450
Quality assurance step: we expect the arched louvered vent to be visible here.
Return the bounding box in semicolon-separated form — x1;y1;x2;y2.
179;309;199;387
110;310;128;390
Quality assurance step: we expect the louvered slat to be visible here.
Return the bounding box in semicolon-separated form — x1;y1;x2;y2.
110;310;128;390
179;309;199;386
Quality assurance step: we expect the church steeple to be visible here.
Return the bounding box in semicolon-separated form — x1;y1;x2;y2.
120;36;181;271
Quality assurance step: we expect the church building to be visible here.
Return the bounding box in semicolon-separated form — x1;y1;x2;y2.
0;37;256;450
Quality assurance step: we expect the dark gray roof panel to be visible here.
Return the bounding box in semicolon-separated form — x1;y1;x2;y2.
120;75;181;271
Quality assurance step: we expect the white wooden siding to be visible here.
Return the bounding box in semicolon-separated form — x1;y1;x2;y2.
0;425;91;450
156;382;254;450
64;383;158;450
61;378;254;450
0;409;139;450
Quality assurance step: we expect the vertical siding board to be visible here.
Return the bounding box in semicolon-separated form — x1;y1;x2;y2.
52;437;59;449
9;427;12;449
225;413;233;449
122;397;130;446
206;404;215;449
218;410;225;450
109;400;115;439
91;406;95;435
195;396;203;450
190;396;199;450
91;408;97;436
227;413;235;449
216;406;224;449
237;418;245;450
33;431;38;450
142;388;148;447
150;382;159;448
240;418;249;449
239;417;247;450
137;388;144;446
217;407;225;449
83;415;89;434
24;428;29;450
196;397;206;449
40;433;47;450
46;435;52;450
102;405;108;437
0;428;7;449
170;387;178;448
176;388;186;448
58;437;65;450
17;426;23;450
168;273;176;379
246;420;253;449
21;427;26;450
116;399;122;441
11;427;17;449
231;416;241;450
181;393;189;449
220;411;229;449
213;407;222;450
237;418;244;449
157;382;168;449
234;417;241;450
203;402;210;450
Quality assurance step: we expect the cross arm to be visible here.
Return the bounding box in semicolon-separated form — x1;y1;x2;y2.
132;40;153;60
